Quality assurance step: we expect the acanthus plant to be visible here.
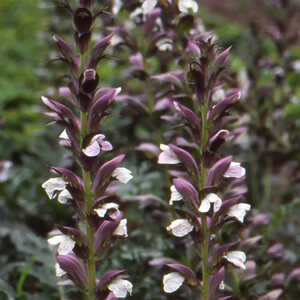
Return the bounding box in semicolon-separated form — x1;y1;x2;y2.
41;0;133;299
107;0;201;159
154;33;252;299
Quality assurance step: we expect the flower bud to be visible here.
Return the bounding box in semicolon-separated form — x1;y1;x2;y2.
80;69;99;94
56;254;88;288
73;8;93;34
79;0;94;8
74;31;91;54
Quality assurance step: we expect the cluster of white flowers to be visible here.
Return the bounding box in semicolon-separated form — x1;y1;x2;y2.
41;177;72;204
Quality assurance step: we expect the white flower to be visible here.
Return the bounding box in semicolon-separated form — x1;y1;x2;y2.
142;0;157;15
112;167;133;184
292;60;300;72
219;280;225;290
130;7;143;20
57;189;72;204
94;202;119;218
178;0;198;14
163;272;185;293
224;162;246;178
108;278;133;298
0;161;12;182
48;234;75;255
55;263;66;277
227;203;251;223
212;88;225;102
224;251;247;270
166;219;194;237
113;219;128;238
169;185;183;205
199;193;222;213
82;134;113;157
158;144;180;164
156;38;173;51
59;129;70;141
112;0;122;14
42;177;67;199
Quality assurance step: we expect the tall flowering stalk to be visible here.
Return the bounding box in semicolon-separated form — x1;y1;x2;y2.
157;34;251;299
41;1;132;299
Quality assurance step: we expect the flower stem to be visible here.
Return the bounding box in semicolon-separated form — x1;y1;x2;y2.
80;105;96;299
199;102;210;300
201;215;210;300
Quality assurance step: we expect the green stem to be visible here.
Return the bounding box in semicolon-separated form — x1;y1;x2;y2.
80;109;96;299
199;102;210;300
201;215;210;300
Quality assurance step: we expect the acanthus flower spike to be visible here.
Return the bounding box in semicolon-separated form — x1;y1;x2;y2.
42;3;132;299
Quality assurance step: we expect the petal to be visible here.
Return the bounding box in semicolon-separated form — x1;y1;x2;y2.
108;278;133;298
178;0;198;14
82;140;101;157
59;129;70;140
158;144;180;164
58;189;72;204
48;235;64;246
224;251;246;270
198;198;211;213
169;185;183;205
56;263;66;277
57;236;76;255
224;162;246;178
163;272;185;293
101;141;113;151
112;167;133;184
94;202;119;218
166;219;194;237
142;0;158;15
113;219;128;238
227;203;251;223
42;177;67;199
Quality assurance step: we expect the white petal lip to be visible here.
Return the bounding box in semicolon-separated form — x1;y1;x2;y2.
113;219;128;237
48;234;75;255
82;134;112;157
82;140;101;157
108;278;133;298
156;38;173;51
178;0;198;14
112;167;133;184
163;272;185;293
158;144;180;164
142;0;158;15
227;203;251;223
224;251;247;270
57;189;72;204
55;263;66;277
42;177;67;199
169;185;183;205
59;129;69;140
224;162;246;178
199;193;222;213
94;202;119;218
166;219;194;237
